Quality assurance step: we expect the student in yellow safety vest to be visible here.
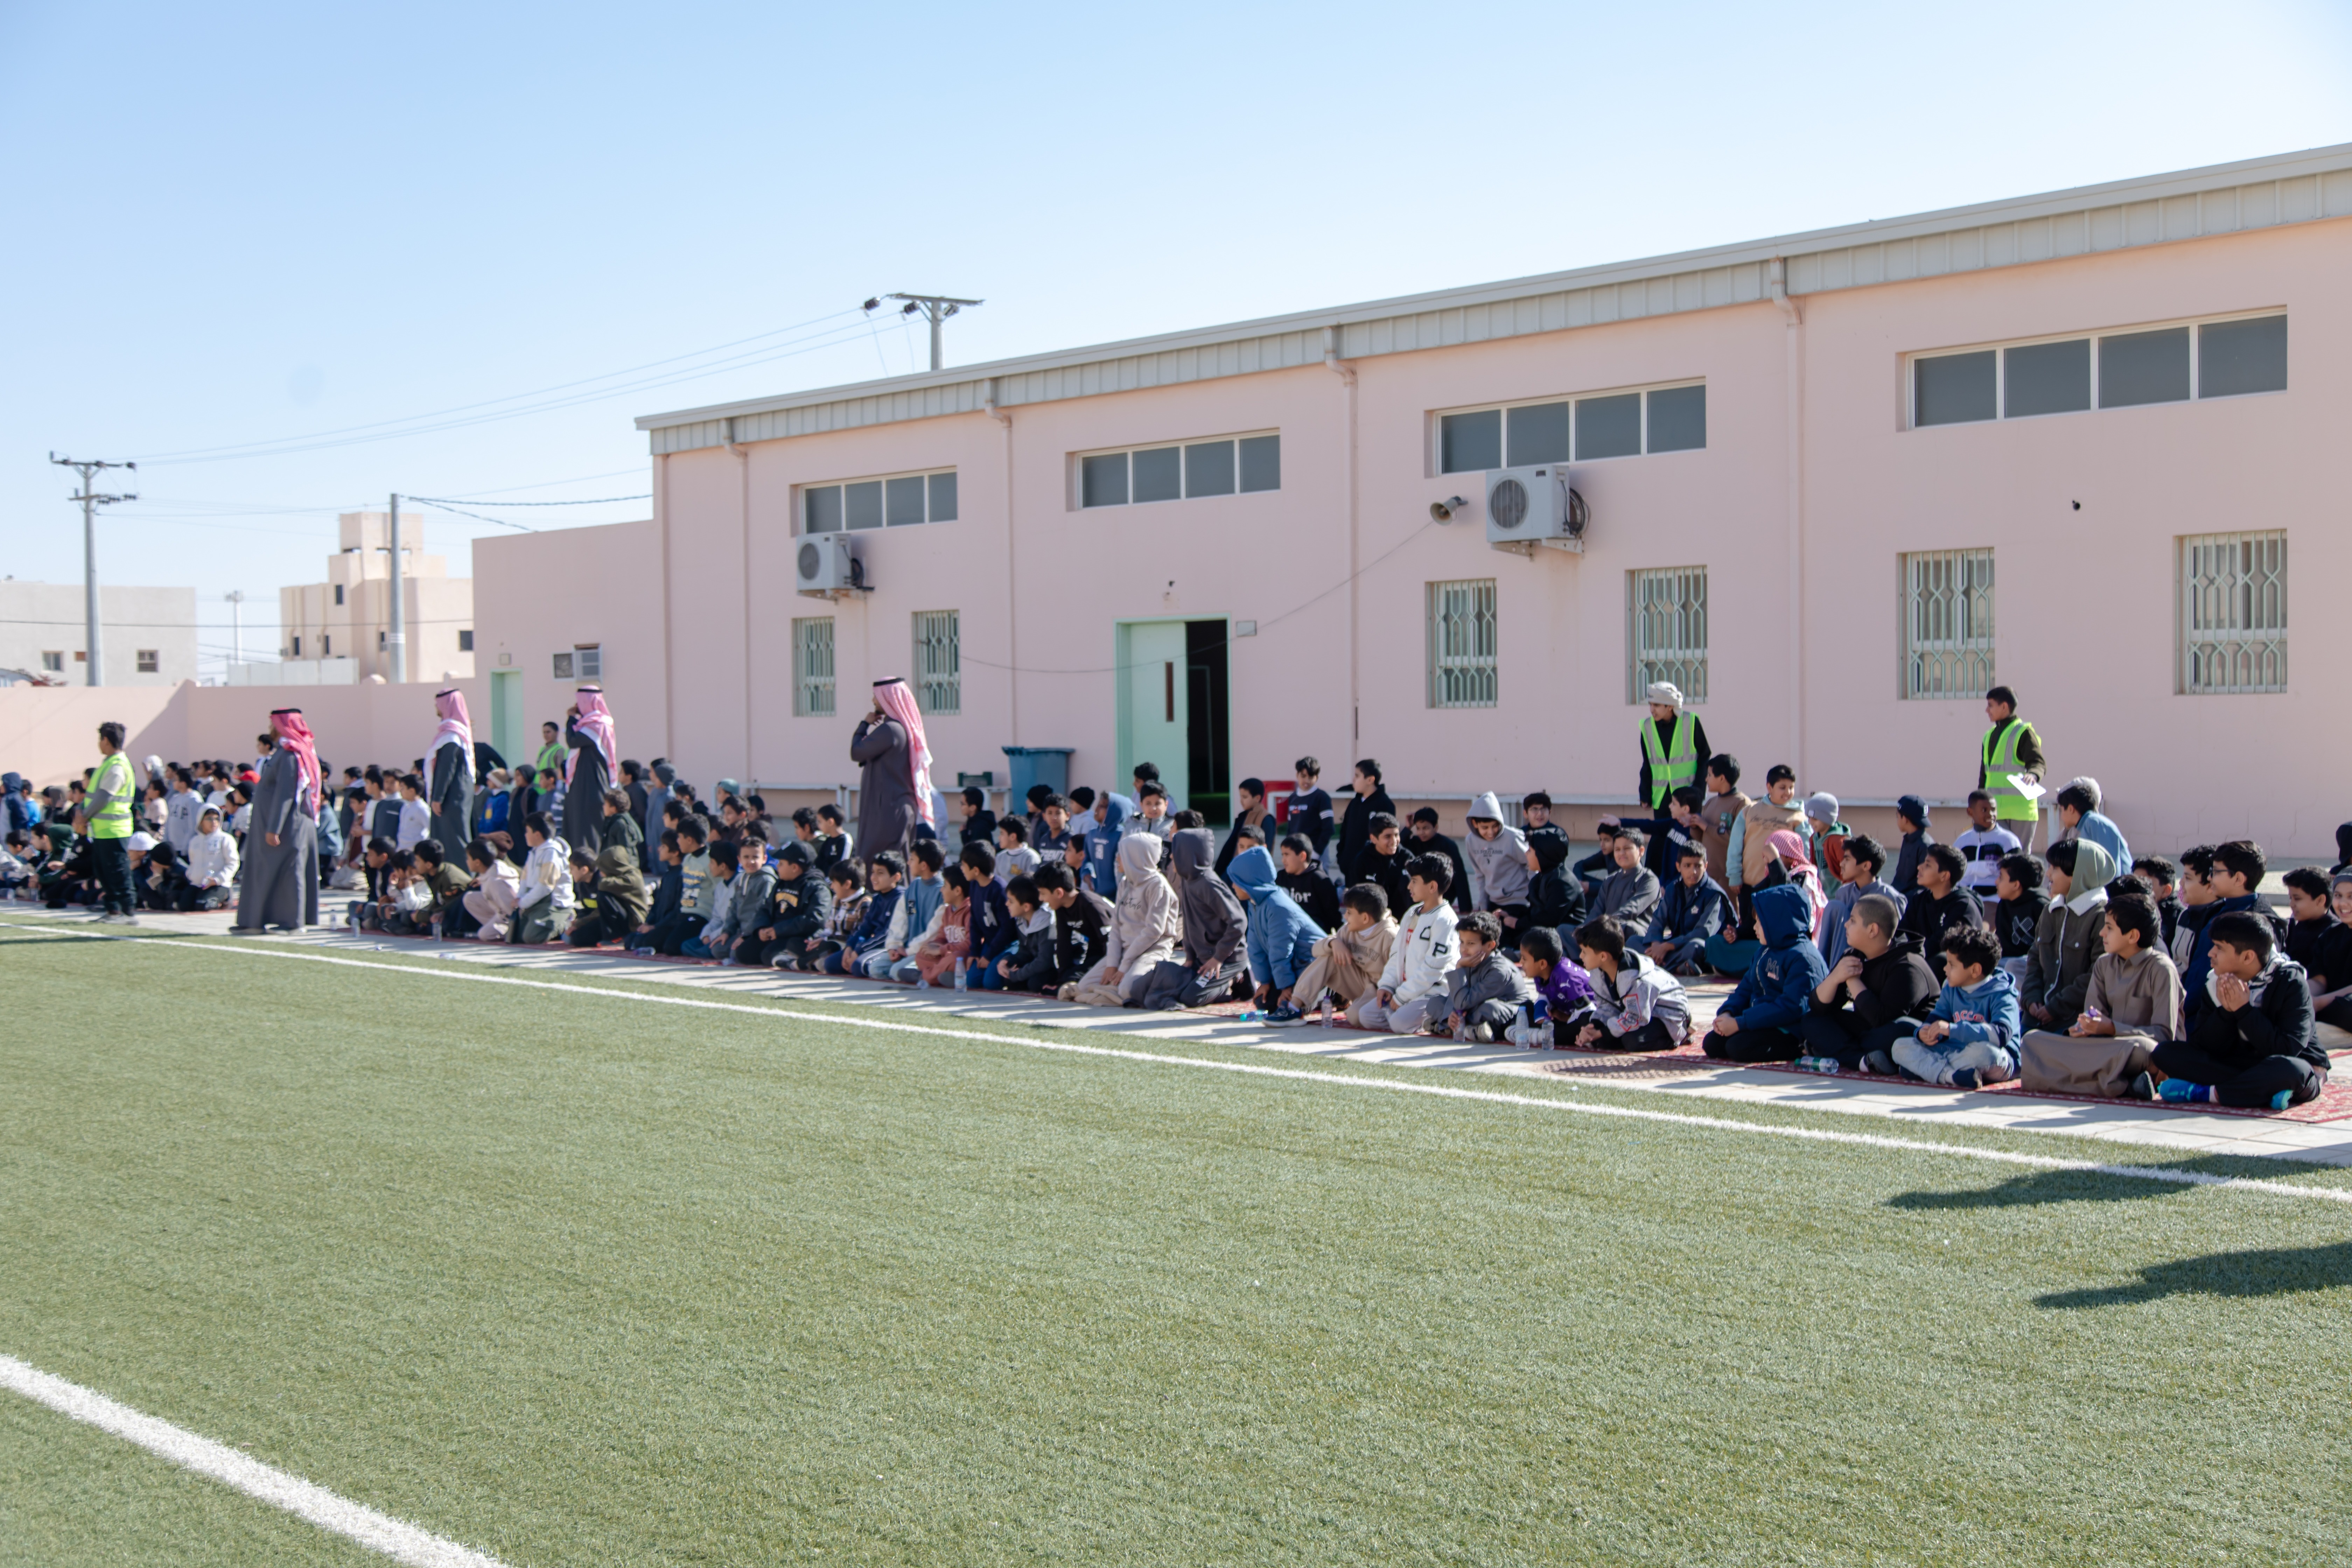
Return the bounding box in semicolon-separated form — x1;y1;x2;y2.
1978;685;2047;851
1638;682;1712;813
76;720;139;923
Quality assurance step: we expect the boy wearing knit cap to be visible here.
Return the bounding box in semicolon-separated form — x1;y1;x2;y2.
1804;792;1848;887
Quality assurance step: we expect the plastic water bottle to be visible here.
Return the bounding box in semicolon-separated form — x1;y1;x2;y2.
954;960;968;992
1236;1009;1260;1022
1320;995;1336;1028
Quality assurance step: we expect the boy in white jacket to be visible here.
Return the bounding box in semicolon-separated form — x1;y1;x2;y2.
1357;853;1461;1034
510;813;575;944
184;806;240;909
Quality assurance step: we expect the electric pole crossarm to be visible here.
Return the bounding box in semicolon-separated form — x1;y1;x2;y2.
48;453;137;688
880;293;983;371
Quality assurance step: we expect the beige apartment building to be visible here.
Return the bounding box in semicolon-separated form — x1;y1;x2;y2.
279;511;475;683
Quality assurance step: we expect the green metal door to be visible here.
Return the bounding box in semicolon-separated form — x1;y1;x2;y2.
1117;621;1188;808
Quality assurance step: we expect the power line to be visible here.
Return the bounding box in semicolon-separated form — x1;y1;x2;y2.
401;498;536;533
132;311;895;467
401;492;648;507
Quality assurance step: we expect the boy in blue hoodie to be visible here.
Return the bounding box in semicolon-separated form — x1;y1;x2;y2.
1878;924;2022;1087
1703;883;1827;1062
1229;844;1324;1021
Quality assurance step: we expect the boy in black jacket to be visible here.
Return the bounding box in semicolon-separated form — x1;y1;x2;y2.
959;841;1019;972
1798;892;1941;1072
1901;844;1987;958
988;876;1059;992
1036;862;1112;988
747;840;830;969
1287;757;1335;862
1990;852;2050;976
2155;910;2325;1109
1275;833;1343;931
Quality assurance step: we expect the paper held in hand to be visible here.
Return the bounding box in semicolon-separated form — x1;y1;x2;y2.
2006;773;2046;802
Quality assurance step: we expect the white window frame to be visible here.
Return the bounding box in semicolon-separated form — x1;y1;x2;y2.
2177;530;2287;696
792;616;836;717
1899;548;1996;700
1431;379;1706;476
797;468;959;536
1626;566;1708;706
1072;430;1281;510
573;644;602;680
40;651;63;672
913;610;961;716
1425;578;1498;709
1906;309;2286;430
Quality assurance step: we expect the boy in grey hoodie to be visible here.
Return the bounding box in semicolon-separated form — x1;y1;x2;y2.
1138;827;1248;1010
1462;792;1531;938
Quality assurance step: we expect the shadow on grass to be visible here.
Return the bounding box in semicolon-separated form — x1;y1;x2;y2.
1883;1158;2320;1211
2038;1240;2352;1307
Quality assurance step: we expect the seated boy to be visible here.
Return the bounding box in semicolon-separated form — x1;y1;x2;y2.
1571;916;1689;1052
1596;829;1662;927
1703;883;1827;1063
993;816;1041;884
1524;831;1587;948
1796;893;1939;1073
1350;812;1412;918
985;875;1058;992
2281;867;2352;1038
1818;834;1899;969
2018;893;2183;1099
2022;839;2115;1032
957;786;997;849
873;840;947;981
1266;834;1338;933
414;839;475;937
1284;882;1398;1026
1875;925;2020;1088
1137;828;1248;1011
792;859;867;970
813;803;853;870
1989;853;2049;979
1502;925;1597;1048
959;842;1018;983
1900;844;1987;959
1953;790;2022;900
626;830;686;952
1573;821;1619;908
1355;855;1461;1036
1227;843;1322;1022
828;851;901;975
1034;862;1112;992
183;805;240;910
1032;794;1073;866
685;839;759;962
746;841;827;970
2132;855;2186;949
2180;840;2273;1022
1643;841;1728;977
910;864;975;987
2151;909;2326;1108
1441;910;1538;1043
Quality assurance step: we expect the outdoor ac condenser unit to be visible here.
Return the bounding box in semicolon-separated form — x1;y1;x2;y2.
796;532;861;597
1484;465;1589;555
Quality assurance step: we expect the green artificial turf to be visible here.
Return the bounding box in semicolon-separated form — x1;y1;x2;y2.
4;928;2352;1566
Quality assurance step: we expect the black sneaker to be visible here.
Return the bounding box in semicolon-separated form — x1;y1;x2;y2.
2124;1070;2156;1101
1260;1003;1307;1027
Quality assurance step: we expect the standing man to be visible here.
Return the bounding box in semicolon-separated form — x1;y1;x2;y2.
562;687;616;854
1978;685;2046;852
853;678;934;861
427;688;475;864
232;709;323;934
78;721;138;924
1637;681;1711;814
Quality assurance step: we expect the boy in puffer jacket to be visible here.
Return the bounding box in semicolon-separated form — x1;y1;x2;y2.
1228;844;1324;1022
1572;915;1690;1051
1704;883;1829;1063
1879;924;2022;1087
1443;911;1538;1042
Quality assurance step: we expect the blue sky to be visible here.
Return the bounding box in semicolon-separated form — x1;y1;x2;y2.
5;0;2349;674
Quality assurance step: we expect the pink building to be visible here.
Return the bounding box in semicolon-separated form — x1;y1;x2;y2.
601;144;2348;856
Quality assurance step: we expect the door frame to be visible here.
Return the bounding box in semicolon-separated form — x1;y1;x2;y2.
1113;615;1228;812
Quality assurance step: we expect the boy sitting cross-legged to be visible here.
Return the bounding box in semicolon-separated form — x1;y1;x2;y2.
1441;910;1539;1043
1875;924;2020;1088
1280;882;1396;1027
1501;925;1599;1048
2151;909;2327;1110
1228;843;1324;1023
1571;915;1690;1052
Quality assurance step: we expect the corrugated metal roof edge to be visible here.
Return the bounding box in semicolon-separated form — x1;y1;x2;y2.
637;139;2352;435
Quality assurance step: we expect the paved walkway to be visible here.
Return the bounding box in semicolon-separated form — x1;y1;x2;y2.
17;903;2352;1167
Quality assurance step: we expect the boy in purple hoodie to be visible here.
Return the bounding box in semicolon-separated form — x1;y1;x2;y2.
1503;925;1598;1048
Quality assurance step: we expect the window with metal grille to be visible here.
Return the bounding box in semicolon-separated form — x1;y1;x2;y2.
574;644;602;680
793;617;836;716
2178;531;2287;695
136;649;159;673
1425;579;1497;709
1901;549;1995;699
912;610;960;715
458;629;474;652
1626;567;1708;705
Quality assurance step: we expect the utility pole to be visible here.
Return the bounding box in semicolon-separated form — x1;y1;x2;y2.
48;453;137;687
224;590;245;667
386;493;405;684
881;293;983;371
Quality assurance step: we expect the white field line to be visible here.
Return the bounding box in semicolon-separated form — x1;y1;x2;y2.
0;1353;506;1567
21;922;2352;1211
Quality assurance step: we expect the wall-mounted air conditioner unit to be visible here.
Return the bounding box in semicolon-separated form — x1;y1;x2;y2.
1484;465;1589;556
796;533;869;598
